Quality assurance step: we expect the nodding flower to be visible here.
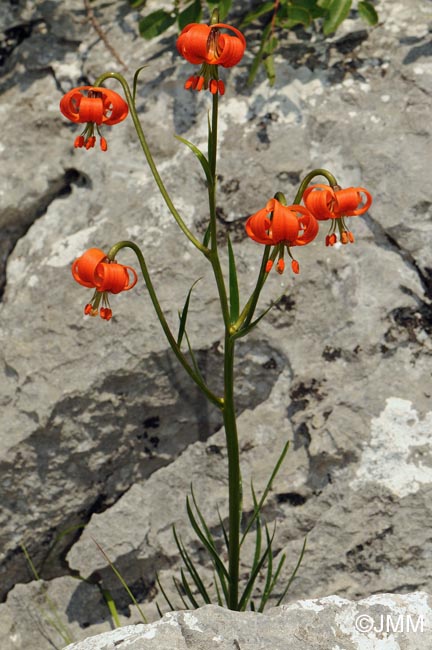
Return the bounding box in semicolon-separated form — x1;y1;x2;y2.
177;22;246;95
72;248;137;320
60;86;128;151
245;199;319;274
303;184;372;246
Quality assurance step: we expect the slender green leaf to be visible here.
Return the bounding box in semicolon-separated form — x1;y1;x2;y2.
186;495;230;582
173;576;190;608
317;0;332;8
240;441;289;546
177;279;201;347
217;505;229;553
227;236;240;323
132;66;148;104
276;537;307;605
259;524;274;611
323;0;352;35
178;0;202;31
238;526;275;610
184;328;204;381
175;135;213;188
250;484;262;576
173;526;211;604
240;2;274;27
139;10;176;40
259;552;286;612
213;571;224;606
358;1;378;26
180;568;200;608
129;0;146;8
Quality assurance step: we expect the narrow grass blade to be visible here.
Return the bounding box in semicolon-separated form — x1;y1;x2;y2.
240;441;289;546
227;235;240;323
177;279;201;347
92;538;147;623
101;588;121;627
156;573;176;612
276;537;307;606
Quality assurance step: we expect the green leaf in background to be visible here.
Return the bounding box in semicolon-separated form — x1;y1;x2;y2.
240;2;274;27
129;0;146;8
322;0;352;35
138;10;176;40
279;5;312;29
317;0;333;8
178;0;202;31
358;1;379;26
207;0;232;21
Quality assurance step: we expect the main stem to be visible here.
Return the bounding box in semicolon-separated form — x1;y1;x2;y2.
223;334;241;609
207;89;241;608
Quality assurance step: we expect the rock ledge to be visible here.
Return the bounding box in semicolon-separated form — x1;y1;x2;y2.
65;592;432;650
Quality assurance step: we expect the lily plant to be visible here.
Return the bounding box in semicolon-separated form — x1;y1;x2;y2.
61;7;372;614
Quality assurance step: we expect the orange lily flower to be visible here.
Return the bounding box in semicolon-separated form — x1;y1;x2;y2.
72;248;137;320
302;184;372;246
60;86;128;151
177;22;246;94
245;199;319;274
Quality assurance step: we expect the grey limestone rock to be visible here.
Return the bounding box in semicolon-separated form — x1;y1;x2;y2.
64;594;432;650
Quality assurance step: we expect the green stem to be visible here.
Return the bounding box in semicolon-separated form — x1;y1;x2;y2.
207;91;231;330
108;240;222;409
293;168;338;204
94;72;208;256
223;334;241;609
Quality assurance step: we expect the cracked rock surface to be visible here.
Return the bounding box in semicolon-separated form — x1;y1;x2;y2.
65;594;432;650
1;0;431;648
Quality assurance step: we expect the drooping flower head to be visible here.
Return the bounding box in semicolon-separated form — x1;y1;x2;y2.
177;22;246;95
60;86;128;151
303;184;372;246
72;248;137;320
245;199;319;274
